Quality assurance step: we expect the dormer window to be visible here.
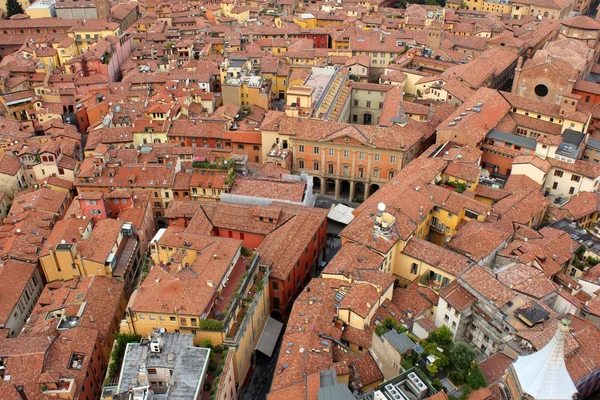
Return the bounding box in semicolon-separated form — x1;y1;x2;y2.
69;353;85;370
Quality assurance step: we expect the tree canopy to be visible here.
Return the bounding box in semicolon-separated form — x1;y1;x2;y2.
375;317;407;336
449;342;476;372
6;0;24;17
427;326;454;347
466;365;487;390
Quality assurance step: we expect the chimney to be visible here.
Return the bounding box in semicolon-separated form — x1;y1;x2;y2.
512;56;524;94
14;385;27;400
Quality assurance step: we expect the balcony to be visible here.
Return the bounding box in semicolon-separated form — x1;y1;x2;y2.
430;221;446;234
226;266;267;340
41;378;76;398
267;143;291;161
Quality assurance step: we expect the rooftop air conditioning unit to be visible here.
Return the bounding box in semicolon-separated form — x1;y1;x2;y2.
407;373;427;399
150;342;161;353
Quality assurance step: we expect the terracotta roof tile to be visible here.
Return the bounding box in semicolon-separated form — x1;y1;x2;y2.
403;238;471;276
256;204;327;280
230;177;306;202
461;266;514;307
439;280;475;311
478;352;513;384
448;220;511;263
496;263;557;299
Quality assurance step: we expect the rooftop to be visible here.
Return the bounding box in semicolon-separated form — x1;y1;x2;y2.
118;331;210;400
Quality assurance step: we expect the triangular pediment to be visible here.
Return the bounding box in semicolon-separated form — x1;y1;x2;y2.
319;125;371;147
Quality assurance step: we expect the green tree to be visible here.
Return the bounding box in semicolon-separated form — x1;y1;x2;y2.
575;245;586;259
5;0;24;17
466;366;487;390
449;370;465;386
428;326;453;347
449;342;476;372
431;378;444;392
459;386;472;400
424;343;449;373
375;318;393;336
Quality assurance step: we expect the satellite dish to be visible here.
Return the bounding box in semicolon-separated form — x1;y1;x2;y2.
378;203;386;212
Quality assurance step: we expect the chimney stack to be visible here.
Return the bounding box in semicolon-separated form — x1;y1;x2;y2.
14;385;28;400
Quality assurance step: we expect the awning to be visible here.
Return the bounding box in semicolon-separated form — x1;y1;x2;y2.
327;203;355;225
256;317;283;357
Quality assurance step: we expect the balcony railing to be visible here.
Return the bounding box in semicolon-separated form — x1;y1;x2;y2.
225;264;269;345
430;221;446;234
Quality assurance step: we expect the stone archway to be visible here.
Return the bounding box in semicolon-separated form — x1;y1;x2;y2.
369;183;380;196
325;178;336;196
340;180;351;200
355;182;366;201
313;176;321;193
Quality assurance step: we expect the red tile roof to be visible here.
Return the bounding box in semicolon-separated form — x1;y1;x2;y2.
230;177;306;202
403;238;471;276
461;266;514;307
439;280;475;311
478;352;514;385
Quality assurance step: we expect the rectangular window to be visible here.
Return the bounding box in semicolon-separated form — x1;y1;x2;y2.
465;210;479;219
390;155;396;163
272;281;279;290
569;187;575;195
328;148;334;156
375;154;380;161
313;162;319;171
359;152;365;160
344;150;349;158
373;169;379;178
444;314;450;322
343;165;349;176
366;101;371;108
314;146;319;154
328;164;334;174
299;145;305;153
388;170;394;179
554;170;564;177
170;316;176;322
298;160;305;169
553;182;559;189
411;263;418;274
180;317;187;326
571;175;581;182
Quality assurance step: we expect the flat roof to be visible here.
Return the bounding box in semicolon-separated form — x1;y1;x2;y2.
486;129;536;150
118;332;210;400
